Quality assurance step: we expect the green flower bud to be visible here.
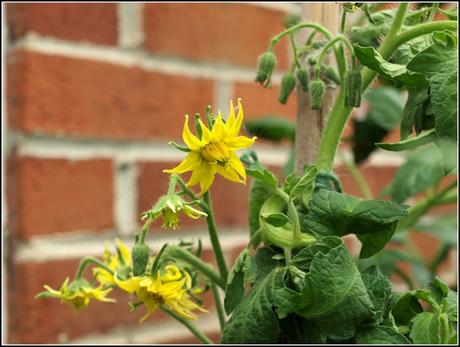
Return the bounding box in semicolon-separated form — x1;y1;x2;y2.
255;51;277;87
344;67;362;108
296;69;310;92
283;14;301;29
307;56;317;66
132;243;150;276
322;65;341;85
278;72;297;104
310;79;326;110
312;41;326;49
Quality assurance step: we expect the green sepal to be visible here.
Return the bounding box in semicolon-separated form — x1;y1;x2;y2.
279;72;297;104
310;79;326;110
132;243;151;276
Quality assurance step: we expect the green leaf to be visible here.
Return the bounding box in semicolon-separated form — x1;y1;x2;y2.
262;212;290;227
292;236;342;273
294;239;375;340
391;291;423;326
245;247;283;286
400;86;431;140
376;129;436;151
410;312;441;344
446;290;457;322
241;150;279;188
360;265;392;323
428;277;450;305
224;248;250;315
355;325;411;344
289;165;318;207
303;190;408;258
220;267;288;343
407;42;458;173
244;116;295;143
248;179;274;237
384;144;444;203
354;45;427;87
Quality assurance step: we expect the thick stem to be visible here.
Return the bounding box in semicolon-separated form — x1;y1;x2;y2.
161;306;213;344
75;256;114;279
165;245;225;289
211;282;226;330
202;192;229;284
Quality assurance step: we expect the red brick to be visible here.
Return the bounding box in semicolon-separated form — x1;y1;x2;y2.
11;157;113;238
8;258;214;343
6;3;117;45
7;50;214;140
234;82;296;121
144;3;289;69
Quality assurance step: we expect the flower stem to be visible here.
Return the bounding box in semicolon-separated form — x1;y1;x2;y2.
75;256;114;280
202;191;229;284
138;217;154;244
165;245;225;289
160;306;213;344
314;34;354;80
275;188;302;243
211;282;226;330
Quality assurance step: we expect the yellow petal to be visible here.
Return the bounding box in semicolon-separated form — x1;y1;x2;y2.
187;158;207;187
163;152;201;175
228;98;244;137
210;113;227;141
215;165;243;183
224;135;256;151
115;276;140;294
183;205;207;219
182;115;201;151
198;119;212;145
229;152;246;182
199;165;217;195
225;99;236;132
116;238;132;266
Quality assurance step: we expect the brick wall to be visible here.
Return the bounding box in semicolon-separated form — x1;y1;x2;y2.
3;3;457;344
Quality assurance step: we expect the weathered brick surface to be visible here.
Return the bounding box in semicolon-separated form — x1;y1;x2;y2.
6;3;117;45
11;157;114;238
7;51;214;141
144;3;289;69
8;257;215;343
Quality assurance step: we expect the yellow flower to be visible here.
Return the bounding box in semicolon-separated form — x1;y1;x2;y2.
36;277;116;311
143;192;207;230
115;265;207;321
164;99;256;194
93;238;132;286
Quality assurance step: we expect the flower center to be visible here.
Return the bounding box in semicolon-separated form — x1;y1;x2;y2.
201;142;230;166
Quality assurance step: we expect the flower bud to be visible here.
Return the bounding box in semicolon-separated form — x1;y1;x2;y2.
278;72;296;104
344;67;362;108
310;79;326;110
255;52;277;87
296;69;310;92
307;56;317;66
132;243;150;276
322;65;341;85
283;14;301;29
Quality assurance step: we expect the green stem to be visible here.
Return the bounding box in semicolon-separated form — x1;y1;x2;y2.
289;33;301;69
394;267;415;290
211;282;226;330
439;313;450;344
430;243;451;276
203;191;229;285
314;35;354;80
165;245;225;289
337;150;373;199
139;217;154;244
75;256;114;279
340;10;347;33
160;306;213;344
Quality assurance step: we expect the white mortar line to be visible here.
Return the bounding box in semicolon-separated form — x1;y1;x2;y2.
249;2;303;14
11;33;286;83
114;160;139;236
12;132;405;167
214;78;234;115
14;228;250;263
117;3;144;49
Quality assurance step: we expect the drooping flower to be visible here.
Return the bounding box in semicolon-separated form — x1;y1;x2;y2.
115;264;207;321
143;192;207;230
36;277;116;310
93;238;132;286
164;99;256;194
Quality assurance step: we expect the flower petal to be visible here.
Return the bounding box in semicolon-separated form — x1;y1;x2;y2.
229;152;246;183
198;119;212;145
215;165;243;183
115;238;132;266
182;115;201;151
224;135;256;151
228;98;244;137
163;152;201;175
225;99;236;132
210;113;227;141
187;157;207;187
199;165;217;195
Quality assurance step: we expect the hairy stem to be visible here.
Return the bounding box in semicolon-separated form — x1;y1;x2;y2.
161;306;213;344
165;245;225;289
203;192;229;284
75;256;114;280
211;282;226;330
